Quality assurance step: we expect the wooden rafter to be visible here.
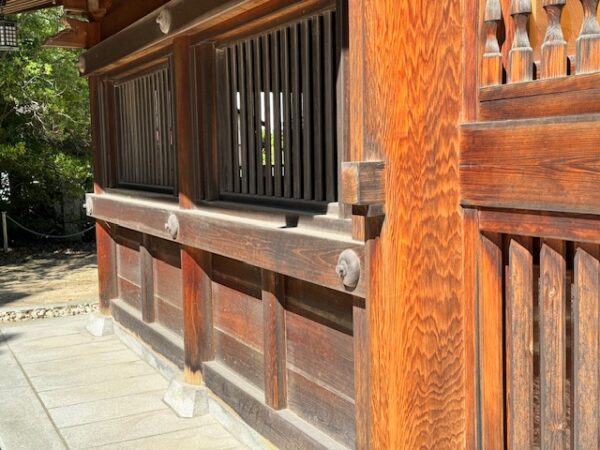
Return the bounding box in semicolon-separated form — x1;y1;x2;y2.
44;16;100;49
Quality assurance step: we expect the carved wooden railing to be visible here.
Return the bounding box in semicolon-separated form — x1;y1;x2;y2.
481;0;600;86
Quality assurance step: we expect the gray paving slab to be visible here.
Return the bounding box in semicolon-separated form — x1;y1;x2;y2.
38;373;169;409
84;424;246;450
48;389;169;428
0;315;248;450
60;410;218;449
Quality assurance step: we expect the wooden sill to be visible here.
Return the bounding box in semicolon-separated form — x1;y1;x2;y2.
88;192;365;297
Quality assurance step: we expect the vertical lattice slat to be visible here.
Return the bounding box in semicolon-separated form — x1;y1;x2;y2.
263;34;273;197
301;19;313;200
281;27;292;199
291;23;302;199
253;37;264;196
324;11;336;202
572;248;600;449
245;40;257;195
238;43;249;194
229;47;241;193
577;0;600;73
506;239;534;449
539;244;566;450
271;30;283;198
312;15;324;202
509;0;534;82
541;0;567;79
482;0;504;86
479;235;504;450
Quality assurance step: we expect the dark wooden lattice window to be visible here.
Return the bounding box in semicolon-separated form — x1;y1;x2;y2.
217;11;338;209
114;64;177;194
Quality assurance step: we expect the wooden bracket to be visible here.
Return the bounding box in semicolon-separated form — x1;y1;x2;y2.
342;160;385;207
44;17;101;49
63;0;113;21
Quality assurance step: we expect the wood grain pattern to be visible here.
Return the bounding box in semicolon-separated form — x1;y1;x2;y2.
576;0;600;74
96;221;117;314
482;0;503;87
182;247;213;384
262;269;287;410
140;235;155;323
572;248;600;449
506;239;534;450
540;0;567;79
359;0;465;447
509;0;533;83
461;117;600;215
341;161;385;206
539;244;566;450
88;194;366;297
479;235;504;450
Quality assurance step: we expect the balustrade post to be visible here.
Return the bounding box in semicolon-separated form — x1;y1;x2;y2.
509;0;534;82
482;0;504;86
541;0;568;78
577;0;600;73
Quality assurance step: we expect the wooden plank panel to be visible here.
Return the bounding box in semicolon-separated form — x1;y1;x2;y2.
506;239;534;449
479;235;504;450
213;283;263;351
215;330;264;390
153;257;182;308
156;297;184;336
262;270;287;410
461;117;600;215
212;254;261;299
117;243;140;285
118;277;141;310
572;248;600;449
287;369;355;449
286;309;354;399
539;244;566;450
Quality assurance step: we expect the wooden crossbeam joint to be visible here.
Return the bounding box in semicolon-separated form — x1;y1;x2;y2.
44;17;101;49
342;160;385;207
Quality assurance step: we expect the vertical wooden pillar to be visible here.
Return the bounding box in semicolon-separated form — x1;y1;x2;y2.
140;234;155;323
175;36;215;385
90;75;117;316
182;247;214;385
262;269;287;410
96;220;117;316
353;0;465;448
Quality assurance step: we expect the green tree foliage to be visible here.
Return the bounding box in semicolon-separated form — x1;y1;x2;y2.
0;8;91;239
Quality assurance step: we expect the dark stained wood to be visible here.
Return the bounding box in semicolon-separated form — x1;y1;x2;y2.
182;247;214;384
111;298;185;368
261;269;287;410
118;277;142;310
572;248;600;449
213;282;263;351
539;244;566;450
352;297;369;450
174;36;196;207
213;255;262;299
312;14;324;202
96;221;118;315
88;194;367;297
479;234;504;450
506;239;534;449
301;19;313;201
291;23;302;199
341;161;385;206
287;369;355;449
89;77;106;193
215;330;264;390
140;234;155;323
203;361;349;450
461;116;600;215
156;297;184;336
285;309;354;399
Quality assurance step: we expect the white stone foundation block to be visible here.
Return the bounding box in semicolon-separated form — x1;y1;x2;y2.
86;313;114;337
163;377;209;418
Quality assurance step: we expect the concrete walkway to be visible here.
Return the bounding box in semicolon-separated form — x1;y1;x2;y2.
0;315;246;450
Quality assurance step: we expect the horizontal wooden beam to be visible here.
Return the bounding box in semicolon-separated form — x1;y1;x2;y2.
87;193;366;297
461;115;600;215
478;209;600;244
44;17;100;49
81;0;320;76
341;161;385;206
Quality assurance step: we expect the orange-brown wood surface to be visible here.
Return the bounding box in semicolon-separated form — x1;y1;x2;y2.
356;0;465;448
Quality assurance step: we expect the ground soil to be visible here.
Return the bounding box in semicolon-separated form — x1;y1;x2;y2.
0;242;98;309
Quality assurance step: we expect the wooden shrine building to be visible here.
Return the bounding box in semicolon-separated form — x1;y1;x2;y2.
7;0;600;448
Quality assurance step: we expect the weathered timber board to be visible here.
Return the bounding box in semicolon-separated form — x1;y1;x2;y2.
461;115;600;215
87;193;366;297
